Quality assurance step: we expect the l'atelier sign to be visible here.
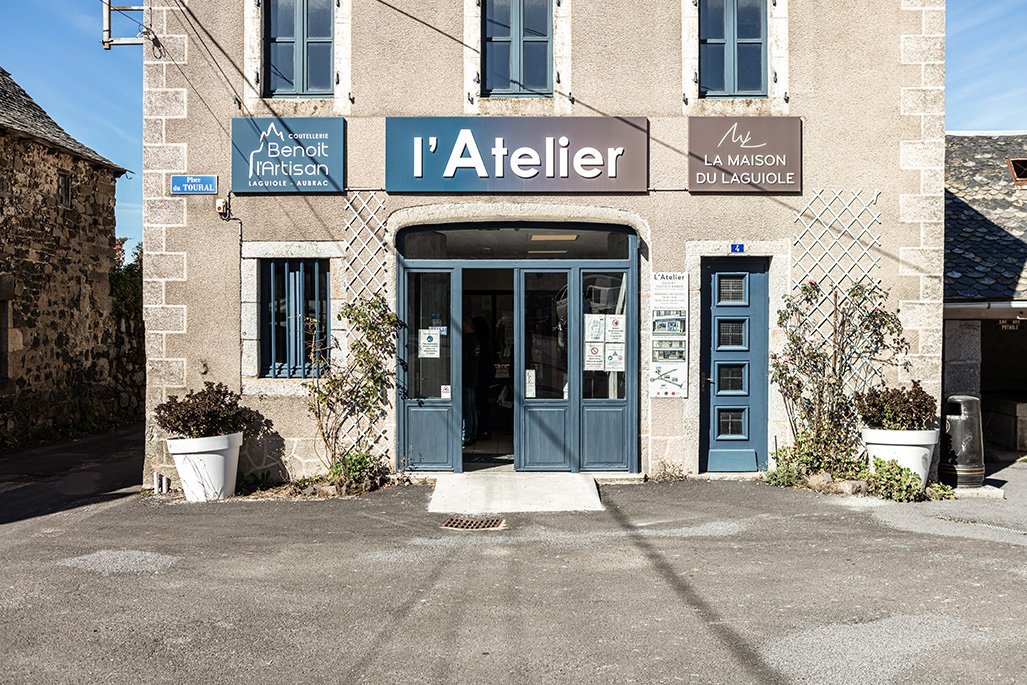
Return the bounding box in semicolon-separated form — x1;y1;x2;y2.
385;117;649;193
231;117;345;193
689;117;802;193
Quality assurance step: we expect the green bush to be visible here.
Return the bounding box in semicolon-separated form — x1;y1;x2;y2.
855;381;936;430
154;382;253;439
328;451;388;495
867;458;926;502
765;461;803;488
925;481;956;501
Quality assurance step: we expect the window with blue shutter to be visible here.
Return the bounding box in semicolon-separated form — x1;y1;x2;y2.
482;0;553;97
260;259;330;378
265;0;334;97
699;0;767;98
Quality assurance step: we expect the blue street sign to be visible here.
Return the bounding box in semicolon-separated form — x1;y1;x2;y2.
170;175;218;195
731;244;746;253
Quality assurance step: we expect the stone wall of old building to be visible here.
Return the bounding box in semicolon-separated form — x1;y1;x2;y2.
0;132;143;446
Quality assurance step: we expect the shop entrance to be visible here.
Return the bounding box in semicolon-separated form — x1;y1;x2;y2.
398;224;639;473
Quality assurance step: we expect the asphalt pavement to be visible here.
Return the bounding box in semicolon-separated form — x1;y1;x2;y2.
1;432;1026;684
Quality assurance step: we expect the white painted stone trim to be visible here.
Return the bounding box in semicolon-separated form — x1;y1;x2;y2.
241;241;346;259
240;246;345;387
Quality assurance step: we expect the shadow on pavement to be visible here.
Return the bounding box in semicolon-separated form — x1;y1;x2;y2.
604;499;786;684
0;423;144;525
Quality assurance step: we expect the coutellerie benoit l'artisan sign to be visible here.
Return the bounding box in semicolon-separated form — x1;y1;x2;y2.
231;117;345;193
688;116;802;194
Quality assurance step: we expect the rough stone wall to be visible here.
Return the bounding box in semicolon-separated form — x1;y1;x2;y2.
0;132;141;445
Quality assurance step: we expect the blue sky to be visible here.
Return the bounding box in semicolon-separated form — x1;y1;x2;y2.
0;2;1024;252
0;1;142;251
947;0;1027;131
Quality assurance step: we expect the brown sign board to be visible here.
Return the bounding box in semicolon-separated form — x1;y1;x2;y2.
688;117;802;193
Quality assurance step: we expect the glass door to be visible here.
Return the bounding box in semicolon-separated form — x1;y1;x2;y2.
399;270;460;471
516;270;576;470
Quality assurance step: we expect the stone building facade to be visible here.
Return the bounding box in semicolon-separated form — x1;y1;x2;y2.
140;0;945;484
943;133;1027;452
0;67;138;446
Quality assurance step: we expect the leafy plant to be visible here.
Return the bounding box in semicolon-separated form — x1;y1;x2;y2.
925;481;956;501
855;381;936;430
765;460;803;488
770;282;910;480
867;458;926;502
110;240;143;322
154;382;253;439
305;295;404;494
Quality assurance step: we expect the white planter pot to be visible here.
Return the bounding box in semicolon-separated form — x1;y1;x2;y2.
166;432;243;502
861;428;940;487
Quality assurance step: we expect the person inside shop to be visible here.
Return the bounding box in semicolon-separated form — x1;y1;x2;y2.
461;314;481;446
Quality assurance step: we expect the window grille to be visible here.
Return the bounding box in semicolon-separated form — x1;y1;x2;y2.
260;258;330;378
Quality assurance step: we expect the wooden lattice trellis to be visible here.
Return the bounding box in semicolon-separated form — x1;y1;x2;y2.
340;191;393;454
793;189;886;390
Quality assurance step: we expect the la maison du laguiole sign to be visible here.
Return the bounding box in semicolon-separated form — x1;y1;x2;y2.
231;117;345;193
688;116;802;193
385;117;649;193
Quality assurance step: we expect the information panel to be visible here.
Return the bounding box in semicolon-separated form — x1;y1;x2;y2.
649;273;689;398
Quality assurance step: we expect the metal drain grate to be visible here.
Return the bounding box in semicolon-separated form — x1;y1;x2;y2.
441;516;506;531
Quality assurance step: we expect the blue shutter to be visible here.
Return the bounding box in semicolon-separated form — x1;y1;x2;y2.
699;0;767;98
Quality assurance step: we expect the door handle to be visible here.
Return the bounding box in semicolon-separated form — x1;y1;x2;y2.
700;372;712;393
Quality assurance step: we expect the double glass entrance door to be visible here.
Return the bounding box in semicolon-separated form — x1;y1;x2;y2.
400;266;637;473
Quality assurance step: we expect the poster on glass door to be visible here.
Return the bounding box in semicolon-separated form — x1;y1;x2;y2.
649;273;689;398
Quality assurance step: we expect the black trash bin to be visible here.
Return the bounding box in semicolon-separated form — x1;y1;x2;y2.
941;395;985;488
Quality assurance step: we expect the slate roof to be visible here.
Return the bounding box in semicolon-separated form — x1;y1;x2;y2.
945;133;1027;302
0;66;124;173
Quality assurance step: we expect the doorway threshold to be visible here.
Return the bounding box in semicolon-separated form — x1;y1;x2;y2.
427;472;605;514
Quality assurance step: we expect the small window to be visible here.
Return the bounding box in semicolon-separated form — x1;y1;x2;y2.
482;0;553;97
699;0;767;97
717;408;747;438
260;258;330;378
265;0;333;97
57;171;71;209
716;318;747;349
1008;159;1027;188
717;363;746;393
717;274;747;304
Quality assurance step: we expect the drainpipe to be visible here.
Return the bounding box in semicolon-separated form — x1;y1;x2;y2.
943;301;1027;319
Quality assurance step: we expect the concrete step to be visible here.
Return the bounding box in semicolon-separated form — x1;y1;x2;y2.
427;472;605;514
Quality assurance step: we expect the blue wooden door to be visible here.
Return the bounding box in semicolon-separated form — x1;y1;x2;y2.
516;270;575;471
399;269;461;471
700;258;769;472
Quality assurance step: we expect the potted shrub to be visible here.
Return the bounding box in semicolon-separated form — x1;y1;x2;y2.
855;381;939;488
154;382;252;502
